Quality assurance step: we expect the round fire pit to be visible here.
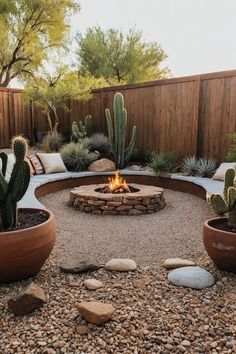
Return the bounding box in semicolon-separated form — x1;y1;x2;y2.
69;183;166;216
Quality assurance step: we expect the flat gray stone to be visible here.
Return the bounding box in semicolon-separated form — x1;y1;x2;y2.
60;258;101;274
105;258;137;272
167;266;215;289
163;258;195;269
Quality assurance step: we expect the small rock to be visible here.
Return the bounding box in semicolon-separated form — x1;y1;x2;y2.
128;165;142;171
84;278;103;290
88;158;116;172
77;325;90;335
181;340;191;347
8;283;47;315
60;257;101;274
168;266;215;289
105;258;137;272
163;258;195;269
77;301;115;325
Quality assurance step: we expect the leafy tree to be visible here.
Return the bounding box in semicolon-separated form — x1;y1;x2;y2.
0;0;80;87
24;65;107;132
76;27;170;85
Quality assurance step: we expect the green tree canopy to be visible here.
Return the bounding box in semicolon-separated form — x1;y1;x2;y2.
24;65;107;132
76;27;170;85
0;0;80;87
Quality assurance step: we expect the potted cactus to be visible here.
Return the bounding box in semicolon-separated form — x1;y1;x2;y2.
204;168;236;272
0;136;56;282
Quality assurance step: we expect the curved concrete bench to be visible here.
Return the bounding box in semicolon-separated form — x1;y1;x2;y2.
19;170;224;210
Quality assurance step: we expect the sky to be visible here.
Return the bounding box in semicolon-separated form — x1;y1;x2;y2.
70;0;236;78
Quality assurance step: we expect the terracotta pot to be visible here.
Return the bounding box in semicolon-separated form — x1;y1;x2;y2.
0;208;56;283
203;217;236;273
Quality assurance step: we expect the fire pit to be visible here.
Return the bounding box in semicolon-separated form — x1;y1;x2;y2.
69;172;166;216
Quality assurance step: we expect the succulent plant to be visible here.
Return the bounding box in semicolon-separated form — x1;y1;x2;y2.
0;136;31;229
207;168;236;228
197;158;216;177
181;156;200;176
105;93;137;169
148;151;177;175
71;115;92;142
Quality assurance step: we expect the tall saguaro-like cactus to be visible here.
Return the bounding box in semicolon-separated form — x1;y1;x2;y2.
0;136;31;230
105;93;137;169
207;168;236;228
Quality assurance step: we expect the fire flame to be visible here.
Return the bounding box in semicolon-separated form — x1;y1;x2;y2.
108;171;130;193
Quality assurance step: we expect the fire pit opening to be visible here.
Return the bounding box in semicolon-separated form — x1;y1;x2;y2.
95;171;140;194
69;171;166;216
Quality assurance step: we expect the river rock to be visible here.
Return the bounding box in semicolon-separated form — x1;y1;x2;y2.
168;266;215;289
88;158;116;172
8;283;47;315
163;258;195;269
105;258;137;272
60;257;101;273
77;301;115;325
84;279;103;290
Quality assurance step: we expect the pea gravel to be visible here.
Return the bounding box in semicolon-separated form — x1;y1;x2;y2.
0;189;235;354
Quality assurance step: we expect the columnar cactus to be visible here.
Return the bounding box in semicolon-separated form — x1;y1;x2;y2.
0;136;31;230
207;168;236;228
71;115;92;141
105;93;137;169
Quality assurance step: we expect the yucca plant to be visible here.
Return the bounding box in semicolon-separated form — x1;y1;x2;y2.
60;142;98;171
0;136;31;230
148;152;176;175
181;155;200;176
197;158;216;178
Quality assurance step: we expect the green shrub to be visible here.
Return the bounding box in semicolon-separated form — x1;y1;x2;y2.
87;133;111;155
148;151;176;175
60;142;98;171
181;155;200;176
226;133;236;162
197;158;216;177
43;131;63;152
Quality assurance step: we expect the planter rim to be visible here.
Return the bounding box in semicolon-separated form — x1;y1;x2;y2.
204;216;236;237
0;208;54;236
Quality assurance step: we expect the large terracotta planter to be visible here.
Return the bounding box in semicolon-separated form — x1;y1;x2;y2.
203;217;236;273
0;208;56;283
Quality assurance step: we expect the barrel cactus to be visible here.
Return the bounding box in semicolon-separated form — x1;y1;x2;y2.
207;168;236;228
0;136;31;230
71;115;92;142
105;92;137;169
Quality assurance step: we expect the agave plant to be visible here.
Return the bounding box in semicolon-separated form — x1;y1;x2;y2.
197;158;216;178
181;155;200;176
148;152;176;175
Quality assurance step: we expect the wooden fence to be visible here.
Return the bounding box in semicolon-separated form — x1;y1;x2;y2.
1;69;236;162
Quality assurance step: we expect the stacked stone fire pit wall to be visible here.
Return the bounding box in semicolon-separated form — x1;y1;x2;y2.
69;184;166;215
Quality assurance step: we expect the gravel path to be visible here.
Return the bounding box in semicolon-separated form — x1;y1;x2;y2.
1;189;236;353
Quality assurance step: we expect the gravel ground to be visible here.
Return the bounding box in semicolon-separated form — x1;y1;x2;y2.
42;189;213;264
0;189;236;354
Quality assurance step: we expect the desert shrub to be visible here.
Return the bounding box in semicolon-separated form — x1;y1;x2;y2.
181;155;200;176
87;133;111;155
129;148;151;164
148;151;176;174
60;142;99;171
197;158;216;177
226;133;236;162
43;131;63;152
